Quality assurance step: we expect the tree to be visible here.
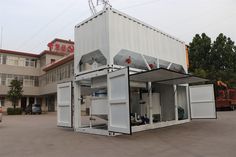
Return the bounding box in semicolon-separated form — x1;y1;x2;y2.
189;33;236;87
210;33;236;71
6;78;23;110
189;33;211;72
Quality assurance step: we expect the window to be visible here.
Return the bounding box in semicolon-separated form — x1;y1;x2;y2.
18;58;25;66
7;56;18;66
2;55;6;64
0;99;5;106
0;73;38;87
1;74;6;85
71;63;74;76
23;79;35;87
51;59;56;63
35;76;39;86
25;58;36;67
6;78;14;86
40;56;46;67
25;58;29;66
0;54;7;64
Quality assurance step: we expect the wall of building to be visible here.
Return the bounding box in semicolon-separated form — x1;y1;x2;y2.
39;54;64;75
0;64;40;76
39;61;74;94
0;48;73;113
0;53;41;102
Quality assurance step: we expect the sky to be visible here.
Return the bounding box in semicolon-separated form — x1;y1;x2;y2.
0;0;235;54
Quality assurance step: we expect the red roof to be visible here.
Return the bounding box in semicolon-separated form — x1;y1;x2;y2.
0;49;69;58
0;38;74;61
50;38;74;44
43;53;74;71
0;49;39;58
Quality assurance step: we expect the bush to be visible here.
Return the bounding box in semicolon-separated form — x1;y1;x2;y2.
7;108;22;115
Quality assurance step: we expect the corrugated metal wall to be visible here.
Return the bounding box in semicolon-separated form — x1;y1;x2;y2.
108;9;186;70
74;11;109;74
74;8;187;75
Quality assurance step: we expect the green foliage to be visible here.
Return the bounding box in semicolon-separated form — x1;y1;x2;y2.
210;33;236;71
192;68;208;79
189;33;212;71
7;108;22;115
189;33;236;87
6;78;23;109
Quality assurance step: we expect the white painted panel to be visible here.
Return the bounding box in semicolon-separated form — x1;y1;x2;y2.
74;11;109;74
142;93;161;117
108;68;131;134
57;82;72;127
190;102;216;119
190;85;215;102
108;9;187;70
189;84;216;119
91;98;108;115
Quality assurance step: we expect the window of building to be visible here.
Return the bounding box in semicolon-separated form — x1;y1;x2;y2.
0;99;5;106
2;55;6;64
0;54;7;65
71;63;74;76
40;56;46;67
18;58;25;66
35;76;39;87
51;59;56;63
7;56;18;66
6;78;14;86
23;79;35;87
25;58;30;67
0;73;38;87
0;74;6;85
25;58;36;67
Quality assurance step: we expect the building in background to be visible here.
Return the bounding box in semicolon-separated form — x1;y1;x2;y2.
0;38;74;112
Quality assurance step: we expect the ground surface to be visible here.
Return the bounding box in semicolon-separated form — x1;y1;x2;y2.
0;112;236;157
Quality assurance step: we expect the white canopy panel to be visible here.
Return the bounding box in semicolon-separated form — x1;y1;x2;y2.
130;68;208;85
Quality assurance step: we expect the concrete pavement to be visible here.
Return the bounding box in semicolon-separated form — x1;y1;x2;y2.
0;111;236;157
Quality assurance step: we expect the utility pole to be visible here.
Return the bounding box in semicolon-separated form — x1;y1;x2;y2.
88;0;111;15
0;26;3;49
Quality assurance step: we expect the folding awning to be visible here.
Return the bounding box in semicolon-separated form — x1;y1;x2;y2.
130;68;208;85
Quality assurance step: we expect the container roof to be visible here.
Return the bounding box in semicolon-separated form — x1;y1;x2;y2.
75;7;185;44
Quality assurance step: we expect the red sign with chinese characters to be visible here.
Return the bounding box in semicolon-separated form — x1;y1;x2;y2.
47;41;74;53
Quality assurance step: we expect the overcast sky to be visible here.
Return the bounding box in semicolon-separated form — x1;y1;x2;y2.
0;0;235;54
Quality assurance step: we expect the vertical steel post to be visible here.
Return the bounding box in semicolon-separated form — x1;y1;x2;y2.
174;85;178;121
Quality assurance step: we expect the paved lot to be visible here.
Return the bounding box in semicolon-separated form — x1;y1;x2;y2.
0;111;236;157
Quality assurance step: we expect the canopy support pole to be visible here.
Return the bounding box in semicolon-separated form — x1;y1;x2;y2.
74;81;81;130
174;85;178;121
141;54;153;124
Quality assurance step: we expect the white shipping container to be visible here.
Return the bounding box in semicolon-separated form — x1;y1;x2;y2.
74;8;187;75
